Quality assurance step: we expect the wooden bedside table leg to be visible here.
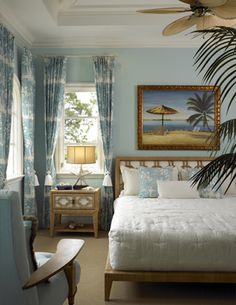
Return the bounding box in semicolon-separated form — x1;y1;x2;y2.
58;214;62;225
93;213;98;238
50;210;55;237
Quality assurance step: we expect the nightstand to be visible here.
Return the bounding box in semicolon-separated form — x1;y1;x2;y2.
50;188;100;238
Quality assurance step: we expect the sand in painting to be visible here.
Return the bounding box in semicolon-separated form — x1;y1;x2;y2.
142;130;212;146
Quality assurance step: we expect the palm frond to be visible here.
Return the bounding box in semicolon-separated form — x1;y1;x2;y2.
222;81;236;112
195;45;234;76
192;27;236;193
193;27;236;51
191;153;236;194
207;119;236;154
194;33;234;69
193;27;236;112
206;60;236;86
220;119;236;151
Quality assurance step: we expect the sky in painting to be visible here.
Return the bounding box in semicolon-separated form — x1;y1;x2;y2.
143;89;214;121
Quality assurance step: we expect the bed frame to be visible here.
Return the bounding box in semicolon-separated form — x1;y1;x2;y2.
104;156;236;301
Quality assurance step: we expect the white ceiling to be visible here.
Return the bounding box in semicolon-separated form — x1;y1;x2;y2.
0;0;203;48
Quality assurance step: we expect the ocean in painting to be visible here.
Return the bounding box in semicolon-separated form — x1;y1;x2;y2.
143;120;214;133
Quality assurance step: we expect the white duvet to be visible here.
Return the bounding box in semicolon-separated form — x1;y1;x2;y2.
109;196;236;271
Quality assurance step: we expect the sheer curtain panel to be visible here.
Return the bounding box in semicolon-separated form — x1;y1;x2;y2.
42;56;67;228
0;24;14;189
21;48;37;215
93;56;115;230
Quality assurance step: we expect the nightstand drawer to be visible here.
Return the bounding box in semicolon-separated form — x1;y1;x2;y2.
54;195;74;208
53;194;95;209
74;194;94;209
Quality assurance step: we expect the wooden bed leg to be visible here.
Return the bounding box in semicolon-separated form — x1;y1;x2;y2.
104;274;113;301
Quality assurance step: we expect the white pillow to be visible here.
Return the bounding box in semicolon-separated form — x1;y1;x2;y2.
171;166;179;181
157;180;200;199
120;166;139;195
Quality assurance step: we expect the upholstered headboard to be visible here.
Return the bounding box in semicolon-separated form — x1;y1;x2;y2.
115;156;214;198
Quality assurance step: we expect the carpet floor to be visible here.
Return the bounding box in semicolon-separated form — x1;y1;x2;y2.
35;230;236;305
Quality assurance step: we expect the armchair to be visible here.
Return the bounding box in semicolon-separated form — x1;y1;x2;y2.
0;190;84;305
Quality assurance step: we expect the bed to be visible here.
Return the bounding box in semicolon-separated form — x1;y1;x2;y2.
104;156;236;301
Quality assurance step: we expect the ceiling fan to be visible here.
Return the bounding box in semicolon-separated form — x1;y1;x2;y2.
138;0;236;36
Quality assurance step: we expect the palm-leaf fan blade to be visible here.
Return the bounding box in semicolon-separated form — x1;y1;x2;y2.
137;7;191;14
180;0;227;5
179;0;197;4
198;0;228;6
212;0;236;19
195;15;236;31
163;16;197;36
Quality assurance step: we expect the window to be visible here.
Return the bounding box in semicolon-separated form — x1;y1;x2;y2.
6;75;23;179
56;83;103;174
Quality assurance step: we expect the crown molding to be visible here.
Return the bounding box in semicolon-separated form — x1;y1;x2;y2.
0;2;33;47
32;36;202;49
57;0;180;10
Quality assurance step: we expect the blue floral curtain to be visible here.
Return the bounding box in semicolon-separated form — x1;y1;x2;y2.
93;56;115;231
21;48;37;215
0;25;14;189
42;56;67;228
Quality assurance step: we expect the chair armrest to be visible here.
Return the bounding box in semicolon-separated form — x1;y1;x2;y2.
23;239;84;289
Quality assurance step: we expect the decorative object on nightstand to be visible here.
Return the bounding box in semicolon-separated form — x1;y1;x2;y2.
67;145;96;190
50;188;100;238
56;184;73;190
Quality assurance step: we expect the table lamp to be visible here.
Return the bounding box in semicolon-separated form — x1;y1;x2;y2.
67;145;96;190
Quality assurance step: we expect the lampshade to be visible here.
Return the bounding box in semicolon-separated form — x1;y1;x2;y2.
67;145;96;164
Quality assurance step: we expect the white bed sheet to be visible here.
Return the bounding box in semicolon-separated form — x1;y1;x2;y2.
109;196;236;271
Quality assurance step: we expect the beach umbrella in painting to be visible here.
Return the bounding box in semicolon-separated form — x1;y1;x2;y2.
146;105;178;135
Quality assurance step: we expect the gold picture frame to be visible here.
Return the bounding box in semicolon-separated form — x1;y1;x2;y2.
137;85;221;150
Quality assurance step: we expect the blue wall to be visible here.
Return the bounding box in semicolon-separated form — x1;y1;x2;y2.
34;47;223;159
32;47;233;206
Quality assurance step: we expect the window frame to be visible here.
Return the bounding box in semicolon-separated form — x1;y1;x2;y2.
6;74;23;180
55;82;104;176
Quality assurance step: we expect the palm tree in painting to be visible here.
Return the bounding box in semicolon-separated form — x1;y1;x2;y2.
186;92;214;132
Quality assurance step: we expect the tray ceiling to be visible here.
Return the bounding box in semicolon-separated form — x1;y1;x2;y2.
0;0;203;48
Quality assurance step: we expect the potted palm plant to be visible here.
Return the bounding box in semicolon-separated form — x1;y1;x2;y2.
191;26;236;193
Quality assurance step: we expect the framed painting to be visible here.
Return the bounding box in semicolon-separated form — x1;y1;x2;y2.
137;85;220;150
